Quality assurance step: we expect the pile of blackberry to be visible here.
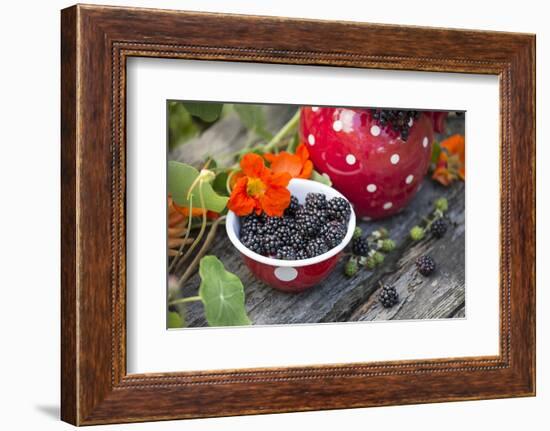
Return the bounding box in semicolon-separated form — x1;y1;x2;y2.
239;193;351;260
369;109;420;141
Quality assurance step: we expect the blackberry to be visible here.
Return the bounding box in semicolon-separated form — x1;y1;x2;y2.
305;237;329;258
319;221;347;248
263;215;283;235
416;255;436;276
240;233;264;255
430;218;448;238
295;249;309;260
284;195;300;216
351;237;369;256
275;225;292;246
296;208;323;238
369;109;419;141
240;214;263;236
305;192;328;211
276;245;297;260
378;284;399;308
264;235;283;256
287;230;304;250
327;197;351;222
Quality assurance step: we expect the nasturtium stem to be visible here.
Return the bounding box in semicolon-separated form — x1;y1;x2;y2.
229;109;301;163
263;109;301;152
168;295;202;306
177;215;227;288
168;196;194;273
175;183;208;273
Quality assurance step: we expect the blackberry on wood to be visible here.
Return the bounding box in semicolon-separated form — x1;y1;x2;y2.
416;255;436;276
378;284;399;308
351;237;369;256
327;197;351;222
430;218;448;238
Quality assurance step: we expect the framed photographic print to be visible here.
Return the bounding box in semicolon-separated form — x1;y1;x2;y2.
61;4;536;425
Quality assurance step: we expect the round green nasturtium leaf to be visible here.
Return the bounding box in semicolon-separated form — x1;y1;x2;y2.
198;256;251;327
168;161;228;213
167;311;185;329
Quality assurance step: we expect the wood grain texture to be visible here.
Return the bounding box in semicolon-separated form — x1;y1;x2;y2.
61;4;536;425
170;111;465;327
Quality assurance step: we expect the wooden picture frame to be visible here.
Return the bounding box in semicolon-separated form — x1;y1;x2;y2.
61;4;536;425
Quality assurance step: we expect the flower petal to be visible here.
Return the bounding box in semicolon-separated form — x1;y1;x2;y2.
295;143;309;163
269;152;303;178
299;160;313;179
240;153;266;178
260;185;291;217
441;134;465;164
269;171;292;188
227;177;257;216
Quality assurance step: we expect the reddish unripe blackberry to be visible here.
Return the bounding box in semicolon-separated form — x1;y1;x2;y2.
416;255;436;276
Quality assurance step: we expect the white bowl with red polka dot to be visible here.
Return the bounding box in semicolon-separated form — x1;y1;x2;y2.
226;178;356;293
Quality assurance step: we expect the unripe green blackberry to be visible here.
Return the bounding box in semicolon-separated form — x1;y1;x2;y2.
366;256;377;270
353;226;363;239
344;258;359;277
379;239;396;252
410;226;425;241
373;251;385;265
435;197;448;213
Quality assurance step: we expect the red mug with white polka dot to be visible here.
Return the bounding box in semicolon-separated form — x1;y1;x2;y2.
226;179;356;293
300;107;444;220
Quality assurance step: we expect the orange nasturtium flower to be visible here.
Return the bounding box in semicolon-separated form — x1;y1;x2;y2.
228;153;291;217
170;196;219;220
432;134;465;186
263;143;313;179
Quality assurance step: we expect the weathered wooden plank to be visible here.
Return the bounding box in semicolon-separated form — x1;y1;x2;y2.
169;111;465;327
